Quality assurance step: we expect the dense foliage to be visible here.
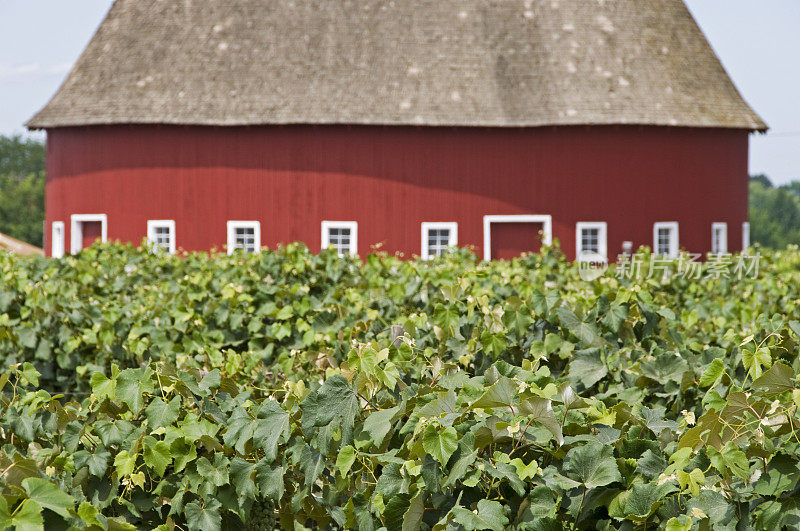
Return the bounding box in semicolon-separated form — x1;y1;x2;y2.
0;135;45;247
2;243;800;530
750;175;800;249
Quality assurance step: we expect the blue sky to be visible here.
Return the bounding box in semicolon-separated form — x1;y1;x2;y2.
1;1;797;184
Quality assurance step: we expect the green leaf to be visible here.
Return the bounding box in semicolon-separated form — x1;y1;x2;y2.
519;396;563;445
229;457;257;501
114;450;138;477
677;468;705;497
636;450;667;479
301;374;360;445
10;499;44;531
20;362;40;385
252;400;290;461
17;327;38;349
145;397;181;430
556;308;602;347
564;443;621;489
754;454;800;497
170;437;197;473
520;486;557;520
664;516;693;531
402;491;425;531
480;331;507;358
742;346;771;380
22;478;76;519
90;366;119;401
362;405;400;446
255;460;284;502
433;304;460;336
143;436;172;477
73;449;111;477
196;455;229;487
445;433;479;487
699;358;725;388
116;367;155;413
602;303;628;333
185;499;221;531
336;445;357;476
640;406;679;434
377;462;405;498
623;482;674;519
78;501;106;528
451;499;509;531
568;349;608;389
472;376;516;409
751;362;795;395
422;424;458;466
198;369;222;393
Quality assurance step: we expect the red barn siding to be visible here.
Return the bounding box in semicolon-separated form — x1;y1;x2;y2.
43;125;750;259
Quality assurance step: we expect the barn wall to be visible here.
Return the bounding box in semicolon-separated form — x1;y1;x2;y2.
44;125;749;260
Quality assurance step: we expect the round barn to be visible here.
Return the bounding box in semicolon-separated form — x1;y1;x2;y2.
28;0;766;261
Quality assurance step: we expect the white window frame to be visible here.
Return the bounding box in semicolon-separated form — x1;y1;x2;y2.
226;220;261;255
482;215;552;261
575;222;608;262
147;219;176;254
70;214;108;254
742;222;750;251
652;221;679;259
51;221;65;258
711;222;728;255
421;222;458;260
321;221;358;256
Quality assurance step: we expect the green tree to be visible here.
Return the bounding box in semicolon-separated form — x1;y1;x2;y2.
0;135;45;246
0;135;45;177
749;176;800;248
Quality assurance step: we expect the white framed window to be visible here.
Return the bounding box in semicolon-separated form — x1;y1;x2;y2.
147;220;176;254
711;222;727;255
421;222;458;259
321;221;358;256
653;222;679;258
51;221;65;258
575;222;608;262
482;215;553;261
70;214;108;254
226;221;261;254
742;222;750;251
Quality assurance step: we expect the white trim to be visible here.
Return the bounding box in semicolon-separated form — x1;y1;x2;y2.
711;222;728;255
575;222;608;262
51;221;65;258
482;215;553;261
147;219;176;254
653;221;679;259
420;222;458;259
321;221;358;256
226;220;261;254
742;222;750;251
70;214;107;254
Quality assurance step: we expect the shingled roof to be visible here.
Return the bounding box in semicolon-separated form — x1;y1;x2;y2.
27;0;766;131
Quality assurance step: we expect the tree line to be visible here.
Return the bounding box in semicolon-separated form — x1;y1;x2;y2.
0;134;797;250
0;135;45;247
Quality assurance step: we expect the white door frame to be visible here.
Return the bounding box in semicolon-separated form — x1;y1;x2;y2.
51;221;65;258
70;214;108;254
483;215;553;261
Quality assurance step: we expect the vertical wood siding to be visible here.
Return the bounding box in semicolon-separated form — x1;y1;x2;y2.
43;125;749;260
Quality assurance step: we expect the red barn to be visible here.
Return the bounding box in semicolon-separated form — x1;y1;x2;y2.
28;0;765;261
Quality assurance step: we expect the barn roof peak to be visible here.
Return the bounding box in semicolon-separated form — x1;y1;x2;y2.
27;0;766;131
